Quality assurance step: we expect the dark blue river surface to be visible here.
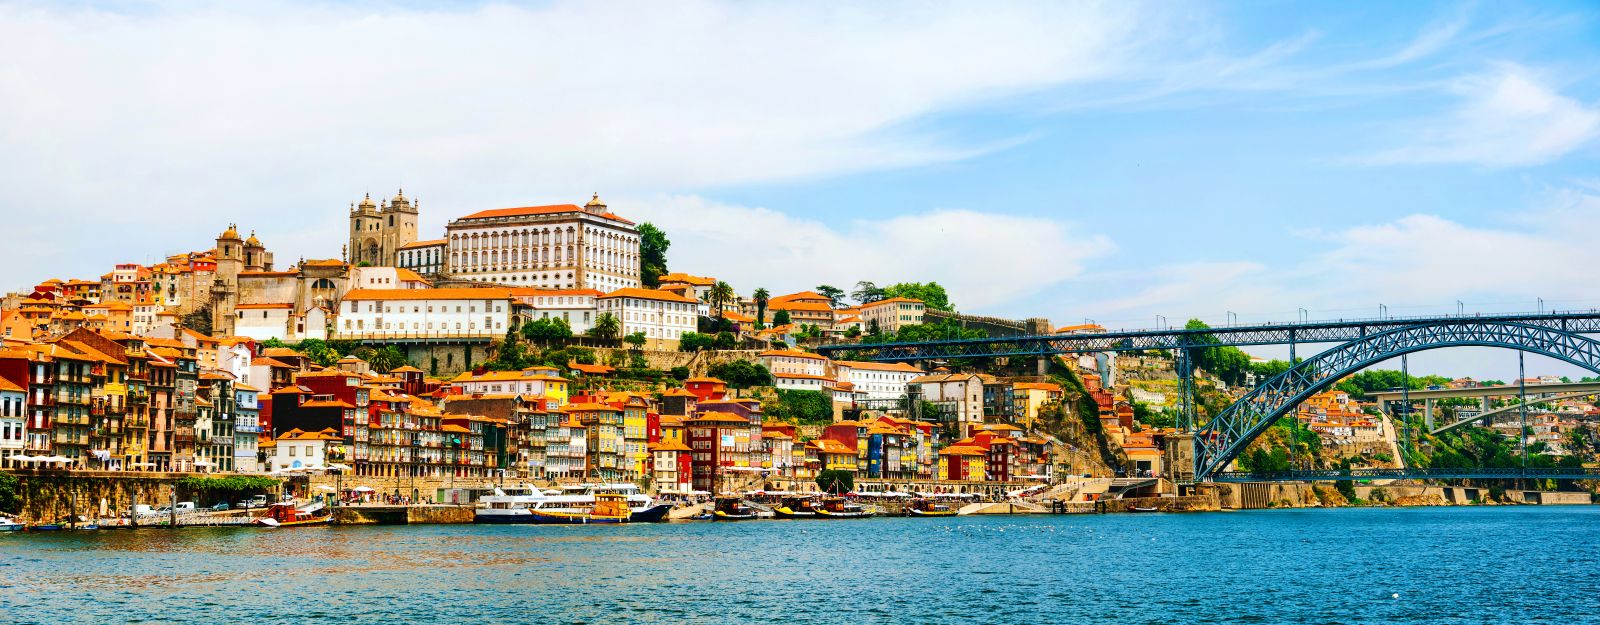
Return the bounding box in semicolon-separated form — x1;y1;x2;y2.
3;506;1598;624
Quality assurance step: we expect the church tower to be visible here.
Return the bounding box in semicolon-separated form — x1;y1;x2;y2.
347;189;418;267
211;224;243;335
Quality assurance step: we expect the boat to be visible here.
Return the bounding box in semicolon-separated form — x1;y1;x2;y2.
711;497;759;520
814;497;873;519
475;484;669;524
255;501;332;527
526;493;631;524
29;523;63;531
906;498;958;517
1127;506;1159;513
0;517;25;532
773;497;820;518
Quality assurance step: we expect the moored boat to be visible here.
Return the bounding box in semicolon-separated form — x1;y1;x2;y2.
526;493;632;524
773;497;820;518
711;497;759;520
0;517;25;532
906;498;957;517
1127;506;1159;513
255;502;332;527
814;497;872;519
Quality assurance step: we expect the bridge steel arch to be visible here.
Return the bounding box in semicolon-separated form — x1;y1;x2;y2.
1193;321;1600;481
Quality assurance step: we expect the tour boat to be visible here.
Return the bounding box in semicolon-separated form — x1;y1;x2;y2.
773;497;820;518
711;497;759;520
906;498;958;517
255;501;332;527
0;517;25;532
813;497;873;519
476;484;670;524
526;493;631;524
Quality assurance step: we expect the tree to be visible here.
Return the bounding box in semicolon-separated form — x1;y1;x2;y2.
882;282;952;312
295;339;340;367
0;471;17;514
706;359;773;389
713;331;737;350
670;366;691;381
815;285;846;308
678;332;714;352
709;281;735;318
624;332;647;351
766;389;833;424
522;317;573;344
258;338;287;350
752;288;770;328
816;469;854;494
590;313;621;340
360;345;409;373
851;281;885;304
773;310;792;326
639;222;670;288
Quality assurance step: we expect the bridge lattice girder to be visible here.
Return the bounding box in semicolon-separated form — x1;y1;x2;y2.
815;312;1600;362
1193;321;1600;480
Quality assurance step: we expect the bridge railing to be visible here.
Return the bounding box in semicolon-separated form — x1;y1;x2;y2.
1212;467;1600;482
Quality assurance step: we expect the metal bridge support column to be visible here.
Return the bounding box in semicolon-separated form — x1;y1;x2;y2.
1400;354;1412;457
1518;351;1528;470
1424;398;1435;432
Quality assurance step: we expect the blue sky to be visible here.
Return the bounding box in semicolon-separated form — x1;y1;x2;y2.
1;1;1597;377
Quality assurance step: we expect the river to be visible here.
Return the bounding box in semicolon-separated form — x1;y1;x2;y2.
2;506;1597;624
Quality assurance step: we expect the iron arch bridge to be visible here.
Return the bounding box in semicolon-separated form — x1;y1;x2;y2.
1194;321;1600;481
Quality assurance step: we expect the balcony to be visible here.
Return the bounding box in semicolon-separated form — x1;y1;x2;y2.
52;431;88;446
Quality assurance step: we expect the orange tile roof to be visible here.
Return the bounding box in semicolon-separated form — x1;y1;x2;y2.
457;203;635;225
859;297;923;309
689;411;749;424
509;287;604;298
760;349;828;360
344;288;512;301
397;239;447;250
235;303;293;310
768;300;832;312
836;360;922;373
658;272;715;286
598;287;697;303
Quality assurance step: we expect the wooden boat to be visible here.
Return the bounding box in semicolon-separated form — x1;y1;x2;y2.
1127;506;1159;513
773;497;819;519
906;498;958;517
255;502;332;527
629;504;673;523
814;497;872;519
0;517;27;532
711;497;759;520
528;493;631;524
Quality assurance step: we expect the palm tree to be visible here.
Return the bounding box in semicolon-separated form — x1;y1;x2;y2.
709;281;735;318
360;345;408;373
590;312;621;340
752;287;770;326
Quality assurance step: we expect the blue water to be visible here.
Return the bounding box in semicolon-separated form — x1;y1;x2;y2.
2;506;1598;624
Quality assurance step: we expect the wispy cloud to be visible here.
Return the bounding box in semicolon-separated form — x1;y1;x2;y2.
1361;63;1600;166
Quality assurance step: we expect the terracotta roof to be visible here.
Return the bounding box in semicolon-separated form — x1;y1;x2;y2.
835;360;922;373
688;411;748;424
685;377;725;384
509;287;604;298
649;440;693;452
301;399;355;409
397;239;447;250
760;349;828;360
768;300;832;312
859;297;923;309
343;288;512;301
657;273;716;286
939;445;987;456
456;203;635;225
812;439;854;454
598;288;697;304
235;303;293;310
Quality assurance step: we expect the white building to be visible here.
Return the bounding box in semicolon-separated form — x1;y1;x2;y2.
443;195;641;291
858;297;925;334
336;288;514;339
217;340;253;383
596;288;698;349
264;428;343;472
0;378;26;469
448;366;570;400
511;288;602;335
234;304;329;342
834;360;924;400
759;349;836;391
396;239;446;276
234;384;261;473
348;266;432;290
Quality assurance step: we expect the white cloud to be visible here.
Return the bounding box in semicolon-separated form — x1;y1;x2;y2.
1364;63;1600;166
1072;187;1600;327
0;0;1152;285
625;195;1114;310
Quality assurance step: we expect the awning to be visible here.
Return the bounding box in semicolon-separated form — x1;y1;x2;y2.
314;485;337;492
352;485;376;493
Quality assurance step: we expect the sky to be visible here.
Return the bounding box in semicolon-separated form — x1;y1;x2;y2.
1;0;1598;378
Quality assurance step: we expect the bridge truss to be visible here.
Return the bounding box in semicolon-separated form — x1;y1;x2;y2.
1213;466;1600;482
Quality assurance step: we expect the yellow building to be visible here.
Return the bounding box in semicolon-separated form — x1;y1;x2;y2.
938;445;987;481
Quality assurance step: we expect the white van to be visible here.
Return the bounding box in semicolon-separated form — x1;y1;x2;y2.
174;502;196;513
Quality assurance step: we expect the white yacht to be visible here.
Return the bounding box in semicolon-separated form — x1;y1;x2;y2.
475;483;671;524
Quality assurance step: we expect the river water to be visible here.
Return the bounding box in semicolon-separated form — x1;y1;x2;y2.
2;506;1597;624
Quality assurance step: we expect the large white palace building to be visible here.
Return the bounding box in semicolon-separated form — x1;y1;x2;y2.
443;195;641;291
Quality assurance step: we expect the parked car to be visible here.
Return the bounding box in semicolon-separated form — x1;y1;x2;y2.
174;502;196;513
129;504;155;517
210;502;230;511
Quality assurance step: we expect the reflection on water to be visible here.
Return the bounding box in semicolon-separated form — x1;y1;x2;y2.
3;507;1599;624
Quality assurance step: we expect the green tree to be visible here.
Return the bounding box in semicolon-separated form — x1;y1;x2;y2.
816;469;854;494
0;471;18;513
766;389;833;424
670;366;691;381
522;317;574;344
638;222;670;288
360;345;409;373
773;310;792;326
294;339;340;367
815;285;846;308
708;280;735;318
752;288;770;329
706;359;773;389
258;337;287;350
713;331;737;350
624;332;647;351
590;313;621;340
882;281;953;312
678;332;714;352
851;281;885;304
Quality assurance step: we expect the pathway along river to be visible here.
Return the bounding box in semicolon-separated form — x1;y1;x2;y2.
3;506;1598;624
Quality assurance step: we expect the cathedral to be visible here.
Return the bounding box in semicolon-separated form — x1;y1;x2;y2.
347;189;419;267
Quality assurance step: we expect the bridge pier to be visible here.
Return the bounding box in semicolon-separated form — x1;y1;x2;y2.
1424;398;1435;431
